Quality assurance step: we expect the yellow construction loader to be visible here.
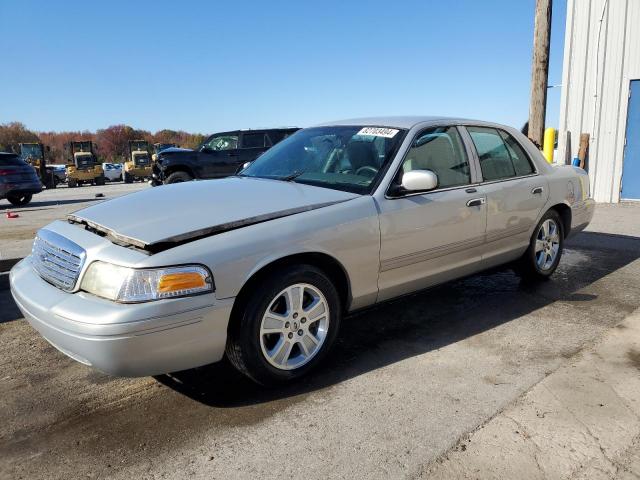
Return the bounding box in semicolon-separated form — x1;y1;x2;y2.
18;143;57;188
66;141;105;187
123;140;152;183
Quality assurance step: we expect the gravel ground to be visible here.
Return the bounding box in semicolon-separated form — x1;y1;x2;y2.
0;197;639;480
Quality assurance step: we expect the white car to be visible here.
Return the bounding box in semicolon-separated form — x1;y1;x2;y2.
102;163;123;182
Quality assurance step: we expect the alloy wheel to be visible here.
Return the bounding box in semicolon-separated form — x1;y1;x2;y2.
259;283;330;370
535;219;560;271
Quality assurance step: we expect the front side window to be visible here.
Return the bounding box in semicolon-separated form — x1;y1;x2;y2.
400;126;470;188
241;126;406;194
203;134;239;151
467;126;534;181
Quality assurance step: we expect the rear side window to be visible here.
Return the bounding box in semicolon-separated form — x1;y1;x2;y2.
0;155;25;166
467;126;534;181
401;126;470;188
269;130;299;145
498;130;534;176
268;132;283;144
242;133;266;149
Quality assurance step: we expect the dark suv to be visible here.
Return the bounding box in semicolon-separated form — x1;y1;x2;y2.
0;152;42;206
151;128;299;184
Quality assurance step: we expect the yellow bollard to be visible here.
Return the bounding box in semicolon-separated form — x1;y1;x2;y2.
543;127;555;163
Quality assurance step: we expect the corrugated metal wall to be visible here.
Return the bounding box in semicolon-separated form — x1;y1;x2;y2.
558;0;640;202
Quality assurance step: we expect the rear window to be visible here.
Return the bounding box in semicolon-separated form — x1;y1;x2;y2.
0;155;26;166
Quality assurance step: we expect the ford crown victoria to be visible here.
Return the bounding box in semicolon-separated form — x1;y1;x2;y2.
10;117;594;385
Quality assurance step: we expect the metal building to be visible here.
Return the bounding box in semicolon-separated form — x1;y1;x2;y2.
557;0;640;202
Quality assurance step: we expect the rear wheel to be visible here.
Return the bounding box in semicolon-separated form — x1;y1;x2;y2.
226;265;341;385
68;178;78;188
165;171;193;184
517;209;564;279
124;172;133;184
7;193;33;206
95;175;105;186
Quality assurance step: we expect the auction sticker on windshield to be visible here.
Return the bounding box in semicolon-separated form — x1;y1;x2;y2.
356;127;399;138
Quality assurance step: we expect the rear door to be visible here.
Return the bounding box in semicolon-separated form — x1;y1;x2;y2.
463;126;548;267
239;132;269;166
376;125;487;301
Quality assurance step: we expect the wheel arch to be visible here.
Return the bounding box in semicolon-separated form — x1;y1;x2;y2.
163;164;195;179
548;203;572;238
229;252;352;329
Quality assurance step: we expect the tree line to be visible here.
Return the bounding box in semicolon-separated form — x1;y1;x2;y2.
0;122;206;163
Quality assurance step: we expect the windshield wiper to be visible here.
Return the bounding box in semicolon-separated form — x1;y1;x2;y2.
278;170;305;181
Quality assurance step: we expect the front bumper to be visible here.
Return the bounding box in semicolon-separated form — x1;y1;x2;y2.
10;257;234;377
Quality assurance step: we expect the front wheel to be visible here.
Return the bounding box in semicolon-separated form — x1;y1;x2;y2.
226;265;341;385
7;193;33;206
517;210;564;279
165;171;193;184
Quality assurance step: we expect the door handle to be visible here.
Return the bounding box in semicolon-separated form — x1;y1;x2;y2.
465;187;477;193
531;186;544;194
466;197;486;207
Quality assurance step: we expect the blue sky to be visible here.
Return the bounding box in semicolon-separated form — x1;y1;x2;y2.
0;0;566;134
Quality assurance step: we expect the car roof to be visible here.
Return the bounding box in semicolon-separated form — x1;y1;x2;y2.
211;127;299;136
316;116;509;130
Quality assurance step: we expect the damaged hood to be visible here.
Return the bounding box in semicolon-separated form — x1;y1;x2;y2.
68;177;358;251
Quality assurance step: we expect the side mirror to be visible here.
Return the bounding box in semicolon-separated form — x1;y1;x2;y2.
236;161;252;174
401;169;438;192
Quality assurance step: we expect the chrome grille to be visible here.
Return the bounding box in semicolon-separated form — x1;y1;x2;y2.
31;230;86;291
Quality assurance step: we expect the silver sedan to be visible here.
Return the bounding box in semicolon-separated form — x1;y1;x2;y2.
10;117;595;385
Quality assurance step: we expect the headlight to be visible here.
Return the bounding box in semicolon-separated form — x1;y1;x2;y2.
80;262;214;303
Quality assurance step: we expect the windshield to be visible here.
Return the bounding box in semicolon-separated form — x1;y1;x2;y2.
241;126;406;194
20;144;43;160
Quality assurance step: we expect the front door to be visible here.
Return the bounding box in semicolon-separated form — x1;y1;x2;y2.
377;126;487;301
622;80;640;200
199;133;240;178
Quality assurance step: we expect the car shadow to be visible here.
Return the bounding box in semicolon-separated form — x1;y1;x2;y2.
155;230;640;408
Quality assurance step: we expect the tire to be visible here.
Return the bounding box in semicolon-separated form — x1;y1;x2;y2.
226;264;342;386
7;193;33;206
517;209;564;279
165;171;193;184
95;175;105;186
68;178;78;188
124;172;133;184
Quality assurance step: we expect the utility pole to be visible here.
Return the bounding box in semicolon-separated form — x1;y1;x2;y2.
528;0;553;148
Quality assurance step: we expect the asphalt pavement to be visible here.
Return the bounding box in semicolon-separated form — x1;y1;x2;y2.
0;192;639;479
